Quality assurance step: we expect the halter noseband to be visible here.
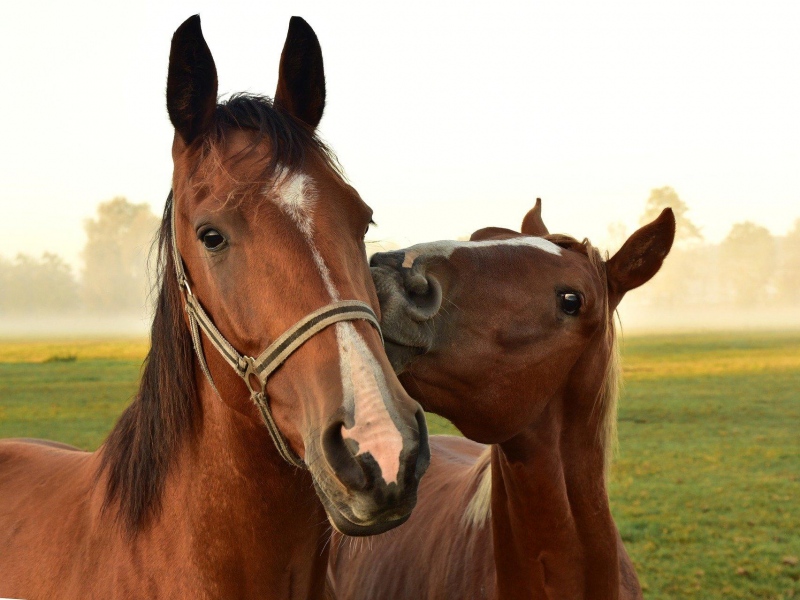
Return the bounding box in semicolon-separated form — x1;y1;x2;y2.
170;197;383;469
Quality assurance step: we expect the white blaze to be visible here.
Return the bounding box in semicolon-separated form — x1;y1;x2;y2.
269;172;404;484
401;236;562;268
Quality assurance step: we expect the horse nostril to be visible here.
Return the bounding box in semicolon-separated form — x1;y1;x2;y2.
406;272;429;295
413;406;431;481
402;272;442;322
322;420;368;491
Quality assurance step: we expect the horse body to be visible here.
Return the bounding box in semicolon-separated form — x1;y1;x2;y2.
331;201;675;599
1;15;428;598
332;416;642;599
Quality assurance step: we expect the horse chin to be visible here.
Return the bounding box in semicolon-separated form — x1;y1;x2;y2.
325;503;412;537
312;479;414;536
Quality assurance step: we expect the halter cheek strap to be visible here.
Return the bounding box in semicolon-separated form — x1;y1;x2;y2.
170;197;383;469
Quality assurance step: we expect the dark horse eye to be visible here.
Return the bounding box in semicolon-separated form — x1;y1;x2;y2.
201;229;226;251
559;292;582;316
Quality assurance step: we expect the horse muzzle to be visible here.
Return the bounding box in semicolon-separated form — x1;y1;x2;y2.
370;253;445;373
308;403;430;536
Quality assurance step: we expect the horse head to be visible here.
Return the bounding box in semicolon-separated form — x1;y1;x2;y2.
166;16;429;535
371;199;675;443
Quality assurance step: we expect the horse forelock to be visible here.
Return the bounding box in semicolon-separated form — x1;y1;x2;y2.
98;193;200;535
192;94;343;200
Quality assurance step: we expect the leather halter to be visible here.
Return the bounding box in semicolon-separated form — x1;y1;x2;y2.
170;195;383;469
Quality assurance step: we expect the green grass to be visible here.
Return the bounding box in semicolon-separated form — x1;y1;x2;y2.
0;332;798;598
612;332;800;599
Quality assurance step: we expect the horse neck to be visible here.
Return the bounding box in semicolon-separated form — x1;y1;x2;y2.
160;374;330;598
490;330;619;600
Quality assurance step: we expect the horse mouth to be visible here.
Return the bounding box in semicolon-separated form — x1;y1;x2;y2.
313;479;415;536
326;503;412;536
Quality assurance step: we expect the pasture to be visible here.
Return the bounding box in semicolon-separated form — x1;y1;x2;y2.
0;332;797;599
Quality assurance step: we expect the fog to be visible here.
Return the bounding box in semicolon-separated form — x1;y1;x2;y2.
2;190;798;339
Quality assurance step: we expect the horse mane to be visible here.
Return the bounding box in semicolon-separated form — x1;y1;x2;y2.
99;94;339;534
99;194;198;534
547;234;620;471
584;241;621;474
462;449;492;528
207;93;342;187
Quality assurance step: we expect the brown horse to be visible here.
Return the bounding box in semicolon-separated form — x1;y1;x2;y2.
0;16;428;599
329;201;675;599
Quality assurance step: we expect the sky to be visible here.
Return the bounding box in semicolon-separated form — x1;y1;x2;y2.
1;0;798;268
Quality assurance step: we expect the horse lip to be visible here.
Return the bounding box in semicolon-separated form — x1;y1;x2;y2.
312;476;415;536
325;503;413;536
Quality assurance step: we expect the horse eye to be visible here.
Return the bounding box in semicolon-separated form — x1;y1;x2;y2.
201;229;226;251
559;292;582;316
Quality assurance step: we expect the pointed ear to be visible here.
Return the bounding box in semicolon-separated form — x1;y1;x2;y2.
521;198;549;236
470;227;519;241
167;15;218;145
606;208;676;301
274;17;326;129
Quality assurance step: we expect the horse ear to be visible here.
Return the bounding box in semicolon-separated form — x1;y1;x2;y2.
606;208;675;302
274;17;326;129
520;198;549;236
167;15;218;145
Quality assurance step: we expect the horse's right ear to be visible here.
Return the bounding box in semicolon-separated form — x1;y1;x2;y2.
606;208;676;304
521;198;549;236
167;15;218;146
274;17;326;129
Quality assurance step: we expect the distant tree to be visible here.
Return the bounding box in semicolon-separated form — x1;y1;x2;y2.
776;218;800;304
82;197;159;313
640;187;703;244
0;253;79;313
719;221;775;307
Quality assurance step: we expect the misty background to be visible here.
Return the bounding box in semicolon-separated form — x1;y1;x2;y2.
1;186;798;337
1;1;798;336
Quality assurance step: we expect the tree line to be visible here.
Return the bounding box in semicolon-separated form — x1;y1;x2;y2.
2;189;798;315
612;187;800;308
0;198;158;315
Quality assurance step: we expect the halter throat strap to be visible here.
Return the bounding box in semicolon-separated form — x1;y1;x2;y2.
169;194;383;469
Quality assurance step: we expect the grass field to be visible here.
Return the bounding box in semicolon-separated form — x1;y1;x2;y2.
0;332;798;598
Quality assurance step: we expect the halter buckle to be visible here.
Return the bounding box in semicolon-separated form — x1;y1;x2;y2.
238;356;264;398
178;276;193;296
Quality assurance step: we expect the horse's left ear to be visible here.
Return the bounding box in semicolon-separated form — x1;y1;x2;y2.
274;17;326;129
606;208;675;302
521;198;549;236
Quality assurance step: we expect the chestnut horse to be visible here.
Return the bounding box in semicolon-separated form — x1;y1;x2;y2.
329;201;675;599
0;16;429;599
